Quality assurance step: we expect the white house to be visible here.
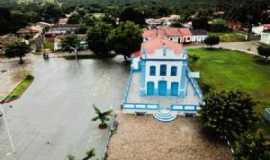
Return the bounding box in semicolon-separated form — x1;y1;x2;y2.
261;31;270;45
191;29;208;43
252;24;270;35
122;38;203;122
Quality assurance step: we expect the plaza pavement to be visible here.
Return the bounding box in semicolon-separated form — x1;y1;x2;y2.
0;55;129;160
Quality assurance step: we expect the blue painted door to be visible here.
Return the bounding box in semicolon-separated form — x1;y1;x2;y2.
158;81;167;96
147;82;154;96
171;82;179;96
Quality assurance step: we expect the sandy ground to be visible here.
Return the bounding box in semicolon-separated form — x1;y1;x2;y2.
107;112;232;160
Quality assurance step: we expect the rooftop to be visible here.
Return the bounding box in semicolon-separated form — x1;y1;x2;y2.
142;38;183;55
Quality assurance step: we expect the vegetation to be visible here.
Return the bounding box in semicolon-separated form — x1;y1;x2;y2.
209;31;245;42
0;3;64;35
188;48;270;136
199;90;257;140
87;22;113;56
5;41;31;64
61;34;80;51
43;39;54;50
92;105;112;129
189;48;270;112
233;131;270;160
4;74;34;103
258;45;270;62
204;36;220;47
67;148;95;160
107;21;142;61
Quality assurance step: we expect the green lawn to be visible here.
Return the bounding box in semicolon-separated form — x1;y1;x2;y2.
188;48;270;112
4;74;34;102
209;32;246;42
188;48;270;135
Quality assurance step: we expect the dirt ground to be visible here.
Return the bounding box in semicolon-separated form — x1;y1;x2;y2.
107;112;232;160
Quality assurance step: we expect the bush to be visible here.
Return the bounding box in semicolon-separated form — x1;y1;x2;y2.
258;45;270;61
189;54;200;62
199;90;258;140
204;36;220;47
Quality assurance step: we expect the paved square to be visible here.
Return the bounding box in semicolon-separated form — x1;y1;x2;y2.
107;112;232;160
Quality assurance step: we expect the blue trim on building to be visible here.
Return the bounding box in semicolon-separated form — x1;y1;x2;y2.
122;103;160;110
122;69;134;104
142;59;187;62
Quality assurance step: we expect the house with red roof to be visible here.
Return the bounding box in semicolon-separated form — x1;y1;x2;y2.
122;38;203;122
143;27;195;44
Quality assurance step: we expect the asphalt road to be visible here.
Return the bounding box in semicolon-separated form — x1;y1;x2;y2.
0;56;129;160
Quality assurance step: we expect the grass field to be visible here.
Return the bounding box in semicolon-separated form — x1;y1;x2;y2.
188;48;270;113
209;32;246;42
188;48;270;135
4;74;34;102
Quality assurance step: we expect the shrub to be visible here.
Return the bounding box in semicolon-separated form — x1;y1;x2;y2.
204;36;220;47
199;90;258;140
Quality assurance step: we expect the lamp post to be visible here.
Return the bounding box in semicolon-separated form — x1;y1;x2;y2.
0;104;16;158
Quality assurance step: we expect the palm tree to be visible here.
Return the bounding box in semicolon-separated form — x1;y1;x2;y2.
82;149;95;160
92;105;112;129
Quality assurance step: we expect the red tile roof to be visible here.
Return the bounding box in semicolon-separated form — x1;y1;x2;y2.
264;24;270;30
179;28;192;36
143;27;191;40
142;38;183;55
132;50;142;58
162;27;181;36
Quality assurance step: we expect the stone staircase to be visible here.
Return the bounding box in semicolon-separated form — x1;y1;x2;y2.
153;109;177;122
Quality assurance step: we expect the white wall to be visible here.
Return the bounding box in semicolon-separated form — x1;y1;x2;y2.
261;32;270;45
144;61;183;93
191;35;208;43
252;26;264;35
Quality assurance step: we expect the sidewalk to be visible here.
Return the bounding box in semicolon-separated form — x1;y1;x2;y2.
0;55;33;102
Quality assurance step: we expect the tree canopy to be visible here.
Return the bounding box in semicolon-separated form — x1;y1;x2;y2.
233;131;270;160
61;34;80;51
257;45;270;61
5;41;31;64
199;90;258;140
87;22;113;56
204;36;220;47
107;21;142;60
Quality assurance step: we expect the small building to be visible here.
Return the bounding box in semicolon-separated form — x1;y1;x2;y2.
252;24;270;35
191;29;208;43
53;34;88;51
122;38;203;122
145;15;181;28
45;24;79;38
261;31;270;45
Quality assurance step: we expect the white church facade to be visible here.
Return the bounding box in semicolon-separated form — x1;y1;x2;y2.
122;38;203;122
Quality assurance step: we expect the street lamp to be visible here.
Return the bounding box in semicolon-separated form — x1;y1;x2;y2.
0;104;16;159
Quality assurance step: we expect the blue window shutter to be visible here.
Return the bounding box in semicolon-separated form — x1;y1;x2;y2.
171;66;177;76
160;65;167;76
150;66;156;76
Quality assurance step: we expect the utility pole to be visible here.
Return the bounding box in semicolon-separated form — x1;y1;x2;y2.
0;104;16;159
